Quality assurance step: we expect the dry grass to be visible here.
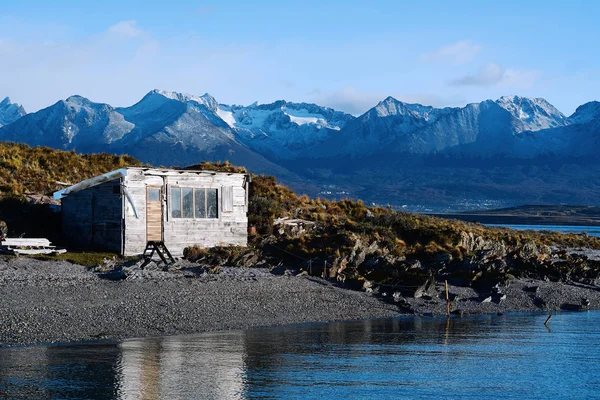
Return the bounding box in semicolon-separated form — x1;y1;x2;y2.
0;142;144;196
248;174;600;261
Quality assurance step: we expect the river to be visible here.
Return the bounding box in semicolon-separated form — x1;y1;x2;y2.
1;312;600;399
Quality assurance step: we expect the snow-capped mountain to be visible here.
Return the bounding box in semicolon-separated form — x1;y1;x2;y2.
111;89;266;168
217;100;354;159
495;95;568;132
318;96;460;156
0;97;26;127
1;91;597;163
320;97;527;157
0;95;133;150
0;90;294;176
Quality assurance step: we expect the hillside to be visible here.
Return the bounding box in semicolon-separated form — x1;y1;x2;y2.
0;142;143;197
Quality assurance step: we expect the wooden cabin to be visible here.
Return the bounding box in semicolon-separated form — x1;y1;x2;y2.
53;167;250;256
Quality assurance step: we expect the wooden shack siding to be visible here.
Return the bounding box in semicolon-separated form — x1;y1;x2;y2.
62;191;93;248
62;178;122;252
233;187;245;206
161;174;248;256
90;180;122;252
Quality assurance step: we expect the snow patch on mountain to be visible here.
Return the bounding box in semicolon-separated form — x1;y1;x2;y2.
213;100;354;159
496;95;568;132
151;89;218;111
216;105;236;128
218;101;352;132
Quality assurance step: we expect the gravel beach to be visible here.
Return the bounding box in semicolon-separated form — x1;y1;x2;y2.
0;258;401;347
1;257;600;347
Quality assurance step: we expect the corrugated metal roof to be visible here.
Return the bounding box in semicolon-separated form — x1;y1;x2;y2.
53;167;247;200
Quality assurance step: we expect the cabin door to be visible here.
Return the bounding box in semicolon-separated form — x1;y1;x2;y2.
146;187;163;242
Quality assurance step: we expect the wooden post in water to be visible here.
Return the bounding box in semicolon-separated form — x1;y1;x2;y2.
445;280;451;315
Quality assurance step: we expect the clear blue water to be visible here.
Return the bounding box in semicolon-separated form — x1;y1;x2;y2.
2;312;600;399
486;223;600;237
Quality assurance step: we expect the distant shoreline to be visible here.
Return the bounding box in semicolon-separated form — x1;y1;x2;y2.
2;257;600;348
430;204;600;227
432;214;600;226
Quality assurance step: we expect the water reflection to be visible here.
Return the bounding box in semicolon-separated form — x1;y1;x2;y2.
1;312;600;399
115;334;246;399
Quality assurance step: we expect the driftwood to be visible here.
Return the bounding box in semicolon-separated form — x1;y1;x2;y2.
2;238;52;247
0;238;67;255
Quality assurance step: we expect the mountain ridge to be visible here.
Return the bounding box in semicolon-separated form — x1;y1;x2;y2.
1;90;599;210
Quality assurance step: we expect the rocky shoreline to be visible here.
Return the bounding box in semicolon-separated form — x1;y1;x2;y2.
1;256;600;348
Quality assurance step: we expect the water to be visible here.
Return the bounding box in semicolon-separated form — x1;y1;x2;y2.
486;223;600;237
2;312;600;399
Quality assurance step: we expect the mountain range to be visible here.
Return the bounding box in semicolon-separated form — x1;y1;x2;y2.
1;90;599;211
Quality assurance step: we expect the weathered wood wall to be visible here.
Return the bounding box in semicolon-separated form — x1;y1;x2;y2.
123;169;248;256
62;178;122;252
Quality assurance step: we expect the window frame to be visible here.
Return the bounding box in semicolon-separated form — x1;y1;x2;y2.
170;186;219;220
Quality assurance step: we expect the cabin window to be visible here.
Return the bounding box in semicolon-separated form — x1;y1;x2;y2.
194;188;206;218
147;188;160;201
171;188;181;218
207;188;218;218
171;187;218;219
182;188;194;218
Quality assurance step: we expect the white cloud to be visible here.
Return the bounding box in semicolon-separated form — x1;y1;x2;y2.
310;86;465;115
313;86;383;115
500;68;540;89
420;40;481;65
107;20;143;38
451;63;505;86
450;63;540;88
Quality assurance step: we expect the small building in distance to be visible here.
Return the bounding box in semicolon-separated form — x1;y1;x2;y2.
53;167;250;256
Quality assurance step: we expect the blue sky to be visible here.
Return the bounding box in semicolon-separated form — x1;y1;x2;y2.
1;0;598;115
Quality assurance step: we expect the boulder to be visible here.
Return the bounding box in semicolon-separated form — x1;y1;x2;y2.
0;221;7;239
407;259;423;270
349;236;380;267
523;285;539;294
235;252;261;268
414;279;437;299
392;292;405;303
460;232;507;260
270;265;286;275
